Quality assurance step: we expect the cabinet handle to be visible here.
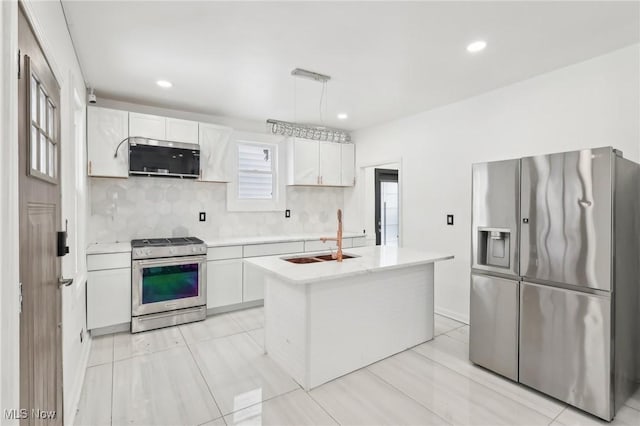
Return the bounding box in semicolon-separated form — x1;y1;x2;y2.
88;160;92;175
58;277;74;287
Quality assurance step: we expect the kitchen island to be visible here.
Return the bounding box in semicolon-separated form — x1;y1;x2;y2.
244;245;453;390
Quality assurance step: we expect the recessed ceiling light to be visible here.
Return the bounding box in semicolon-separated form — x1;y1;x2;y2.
466;40;487;53
337;113;348;120
156;80;172;88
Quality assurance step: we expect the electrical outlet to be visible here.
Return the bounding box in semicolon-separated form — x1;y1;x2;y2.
285;209;291;218
199;212;206;222
447;214;454;226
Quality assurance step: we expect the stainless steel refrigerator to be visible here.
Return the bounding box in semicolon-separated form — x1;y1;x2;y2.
470;147;639;421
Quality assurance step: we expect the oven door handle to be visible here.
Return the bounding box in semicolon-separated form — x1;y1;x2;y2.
132;255;207;268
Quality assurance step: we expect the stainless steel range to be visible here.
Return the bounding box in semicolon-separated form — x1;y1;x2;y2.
131;237;207;333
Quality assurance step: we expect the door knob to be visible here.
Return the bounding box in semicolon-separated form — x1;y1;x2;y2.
58;277;74;287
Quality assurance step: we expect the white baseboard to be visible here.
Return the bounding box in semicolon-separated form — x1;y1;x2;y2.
65;333;91;426
434;305;469;325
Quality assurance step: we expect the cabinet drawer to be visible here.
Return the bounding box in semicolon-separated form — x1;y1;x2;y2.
243;241;304;258
207;245;243;261
87;268;131;329
87;252;131;271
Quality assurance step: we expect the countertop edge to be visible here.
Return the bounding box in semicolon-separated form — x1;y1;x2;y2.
86;232;367;254
244;250;454;284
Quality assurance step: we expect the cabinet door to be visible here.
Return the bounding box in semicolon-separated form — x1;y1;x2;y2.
340;143;355;186
290;138;319;185
87;106;129;177
87;268;131;329
199;123;233;182
243;262;265;302
207;259;243;308
129;112;165;140
319;141;341;186
166;118;198;144
469;274;519;381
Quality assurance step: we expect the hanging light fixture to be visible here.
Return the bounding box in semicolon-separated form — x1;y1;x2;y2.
267;119;351;143
266;68;351;143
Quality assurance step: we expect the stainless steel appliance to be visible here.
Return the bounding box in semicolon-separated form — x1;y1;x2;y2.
470;147;639;421
131;237;207;333
129;138;200;178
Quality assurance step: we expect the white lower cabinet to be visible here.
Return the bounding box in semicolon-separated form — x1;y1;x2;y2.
243;263;265;302
87;268;131;330
352;236;367;247
207;259;243;308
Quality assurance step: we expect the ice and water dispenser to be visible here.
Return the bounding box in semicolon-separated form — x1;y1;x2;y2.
477;228;511;269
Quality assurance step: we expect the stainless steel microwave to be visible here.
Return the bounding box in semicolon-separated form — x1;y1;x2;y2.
129;138;200;179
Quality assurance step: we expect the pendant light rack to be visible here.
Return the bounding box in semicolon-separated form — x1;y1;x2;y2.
266;68;351;143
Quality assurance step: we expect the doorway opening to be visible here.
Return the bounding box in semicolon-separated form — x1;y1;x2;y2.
374;168;399;246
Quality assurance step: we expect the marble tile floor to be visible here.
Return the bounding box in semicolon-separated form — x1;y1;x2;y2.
75;307;640;426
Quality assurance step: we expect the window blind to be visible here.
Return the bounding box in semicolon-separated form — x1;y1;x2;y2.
237;143;274;199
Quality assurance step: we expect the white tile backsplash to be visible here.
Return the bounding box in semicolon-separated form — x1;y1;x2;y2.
88;177;344;243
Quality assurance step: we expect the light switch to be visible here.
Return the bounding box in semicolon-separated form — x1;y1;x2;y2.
199;212;206;222
447;214;454;226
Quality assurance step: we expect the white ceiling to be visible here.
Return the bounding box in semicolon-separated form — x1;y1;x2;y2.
62;1;640;131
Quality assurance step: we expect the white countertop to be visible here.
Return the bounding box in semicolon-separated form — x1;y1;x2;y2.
205;232;365;247
86;242;132;255
244;246;454;284
86;232;366;254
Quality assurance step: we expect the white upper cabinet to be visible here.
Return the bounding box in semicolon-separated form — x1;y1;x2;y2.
88;106;230;180
341;143;356;186
319;141;341;186
288;138;319;185
129;112;165;140
166;118;199;144
87;106;129;178
288;138;355;186
199;123;233;182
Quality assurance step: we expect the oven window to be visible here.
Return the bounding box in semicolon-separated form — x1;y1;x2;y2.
142;263;199;304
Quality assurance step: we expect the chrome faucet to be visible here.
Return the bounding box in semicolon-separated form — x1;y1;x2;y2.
321;209;343;262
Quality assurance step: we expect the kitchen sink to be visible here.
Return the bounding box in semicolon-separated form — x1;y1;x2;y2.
283;253;358;264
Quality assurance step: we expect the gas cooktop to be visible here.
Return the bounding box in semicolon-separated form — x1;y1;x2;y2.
131;237;204;248
131;237;206;259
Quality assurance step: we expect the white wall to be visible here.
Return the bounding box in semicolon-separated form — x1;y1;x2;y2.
1;2;90;424
346;44;640;323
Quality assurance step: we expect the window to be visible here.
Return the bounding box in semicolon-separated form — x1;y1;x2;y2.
227;133;286;212
237;143;274;200
28;61;58;183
